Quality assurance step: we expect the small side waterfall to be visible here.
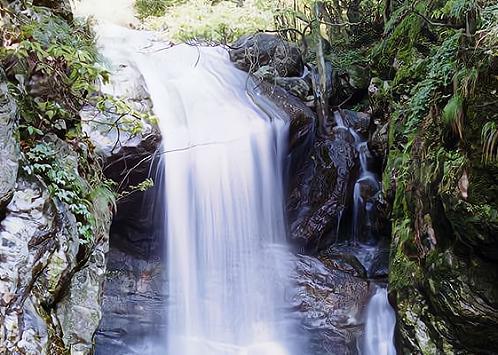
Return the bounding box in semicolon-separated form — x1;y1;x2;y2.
333;112;380;244
363;287;397;355
333;112;396;354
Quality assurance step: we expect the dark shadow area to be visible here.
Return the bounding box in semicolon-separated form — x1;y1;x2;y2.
96;156;167;354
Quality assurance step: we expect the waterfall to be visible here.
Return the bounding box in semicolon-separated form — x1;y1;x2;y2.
153;46;292;355
95;25;294;355
363;286;397;355
333;112;396;354
333;112;380;244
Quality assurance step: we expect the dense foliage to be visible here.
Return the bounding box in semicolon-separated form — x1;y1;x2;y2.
137;0;274;43
0;1;116;243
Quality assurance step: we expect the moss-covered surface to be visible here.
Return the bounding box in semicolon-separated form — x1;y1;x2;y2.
255;0;498;351
374;0;498;352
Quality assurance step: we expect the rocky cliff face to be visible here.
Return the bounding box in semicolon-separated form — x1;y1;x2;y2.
0;77;110;353
374;1;498;352
0;2;161;354
385;91;498;353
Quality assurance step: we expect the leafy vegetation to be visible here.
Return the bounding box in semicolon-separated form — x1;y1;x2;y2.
0;3;125;244
137;0;274;43
134;0;185;19
482;121;498;163
23;140;116;242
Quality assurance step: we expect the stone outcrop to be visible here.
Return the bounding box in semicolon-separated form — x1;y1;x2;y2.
0;3;161;353
0;69;19;209
0;173;110;355
230;33;304;78
289;253;371;354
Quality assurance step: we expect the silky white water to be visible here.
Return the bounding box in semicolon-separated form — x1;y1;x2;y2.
363;287;397;355
94;25;293;355
333;113;396;354
153;45;291;355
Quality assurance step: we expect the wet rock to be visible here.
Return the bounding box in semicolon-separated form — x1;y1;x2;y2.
319;252;367;279
250;77;316;150
366;248;389;279
322;243;386;279
253;65;312;101
290;254;370;354
0;69;19;209
95;248;167;354
230;34;304;77
356;177;379;203
340;110;371;136
288;126;357;250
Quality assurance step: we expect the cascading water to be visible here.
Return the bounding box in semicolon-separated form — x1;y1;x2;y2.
332;112;396;354
363;287;397;355
91;13;398;353
95;24;295;355
154;48;292;355
333;112;380;244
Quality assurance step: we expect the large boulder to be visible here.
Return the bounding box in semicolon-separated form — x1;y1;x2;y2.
230;34;304;77
288;125;357;250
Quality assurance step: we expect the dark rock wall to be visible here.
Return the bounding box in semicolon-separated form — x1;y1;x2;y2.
382;52;498;355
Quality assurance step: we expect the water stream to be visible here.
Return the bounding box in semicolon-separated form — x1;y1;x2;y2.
93;20;396;355
96;25;296;355
333;112;396;354
363;287;397;355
